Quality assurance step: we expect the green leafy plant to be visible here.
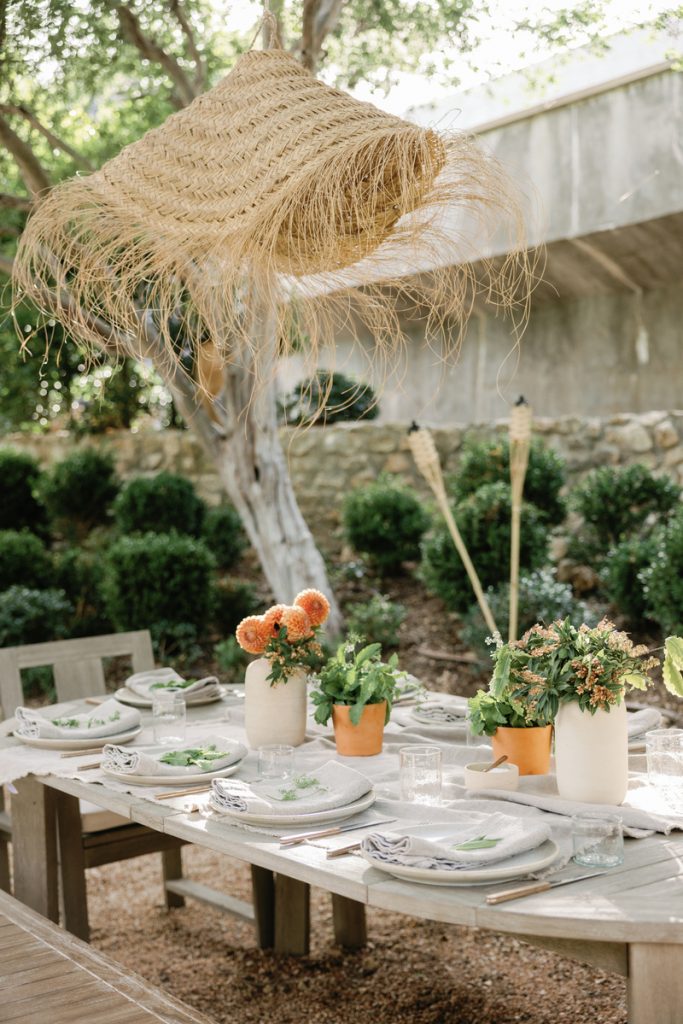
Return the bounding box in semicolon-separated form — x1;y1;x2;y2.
467;688;551;736
264;625;326;684
214;636;249;681
202;504;247;569
0;530;53;591
343;476;431;573
40;448;119;537
346;594;406;648
641;511;683;634
113;472;205;537
422;482;548;613
279;371;379;426
211;578;261;634
53;546;111;637
450;436;567;525
0;449;48;535
491;617;674;719
311;638;399;726
569;464;681;566
601;533;659;625
158;745;230;769
0;586;73;646
461;568;595;656
102;532;215;648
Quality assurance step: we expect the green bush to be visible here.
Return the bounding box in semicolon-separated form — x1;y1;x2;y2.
0;449;48;535
461;568;595;656
342;476;431;573
41;448;119;536
641;511;683;634
0;586;72;646
570;464;681;565
214;636;249;682
0;530;53;591
280;371;379;426
53;547;112;637
114;472;205;537
202;504;247;569
346;595;406;648
102;532;215;646
450;437;567;526
211;578;261;633
601;534;659;625
422;482;548;612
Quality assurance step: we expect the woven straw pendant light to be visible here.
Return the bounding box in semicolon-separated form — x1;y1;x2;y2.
14;41;531;393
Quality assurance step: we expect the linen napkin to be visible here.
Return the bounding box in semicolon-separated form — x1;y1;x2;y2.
102;735;247;776
15;698;140;740
362;811;551;871
627;707;662;739
124;668;221;701
211;760;372;817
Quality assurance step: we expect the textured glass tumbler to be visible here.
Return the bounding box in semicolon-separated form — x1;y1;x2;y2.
152;695;186;745
400;745;442;804
258;744;295;779
572;814;624;868
646;729;683;789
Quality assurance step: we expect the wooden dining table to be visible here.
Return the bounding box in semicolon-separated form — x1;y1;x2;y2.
3;697;683;1024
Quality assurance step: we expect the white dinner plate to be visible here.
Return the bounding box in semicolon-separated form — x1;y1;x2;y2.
16;726;142;751
361;824;560;886
209;788;376;826
114;686;229;708
102;759;244;787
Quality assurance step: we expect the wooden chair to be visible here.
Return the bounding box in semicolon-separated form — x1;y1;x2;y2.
0;631;187;941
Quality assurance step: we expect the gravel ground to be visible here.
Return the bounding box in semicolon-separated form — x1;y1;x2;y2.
90;849;627;1024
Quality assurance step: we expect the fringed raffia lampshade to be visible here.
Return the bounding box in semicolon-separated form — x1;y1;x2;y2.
14;46;531;391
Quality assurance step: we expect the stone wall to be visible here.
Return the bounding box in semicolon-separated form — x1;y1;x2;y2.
5;409;683;548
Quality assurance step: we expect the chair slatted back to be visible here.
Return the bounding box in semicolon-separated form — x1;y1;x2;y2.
0;631;154;721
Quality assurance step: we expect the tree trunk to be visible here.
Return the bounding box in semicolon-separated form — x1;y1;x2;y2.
146;306;344;637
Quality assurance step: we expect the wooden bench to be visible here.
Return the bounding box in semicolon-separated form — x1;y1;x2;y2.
0;888;215;1024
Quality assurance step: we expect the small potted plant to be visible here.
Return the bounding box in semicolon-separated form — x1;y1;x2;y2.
235;590;329;748
492;619;683;803
467;689;553;775
311;638;399;755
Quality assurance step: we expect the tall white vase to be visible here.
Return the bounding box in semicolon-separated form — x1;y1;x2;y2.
554;699;628;805
243;658;307;748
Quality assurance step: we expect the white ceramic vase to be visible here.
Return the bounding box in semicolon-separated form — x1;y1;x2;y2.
554;699;628;805
243;658;307;749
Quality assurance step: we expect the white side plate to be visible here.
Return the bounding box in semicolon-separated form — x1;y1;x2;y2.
16;726;142;751
209;789;376;826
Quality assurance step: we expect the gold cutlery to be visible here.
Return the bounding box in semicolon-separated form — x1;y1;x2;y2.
154;784;213;801
60;746;109;758
77;760;102;771
280;818;396;848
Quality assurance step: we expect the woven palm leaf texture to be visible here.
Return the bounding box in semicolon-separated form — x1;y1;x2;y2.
14;46;532;394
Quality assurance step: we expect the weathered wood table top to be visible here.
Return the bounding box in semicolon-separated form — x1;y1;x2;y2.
4;697;683;1024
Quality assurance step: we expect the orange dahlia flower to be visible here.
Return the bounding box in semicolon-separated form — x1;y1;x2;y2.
235;615;267;654
279;605;313;641
294;589;330;628
262;604;289;639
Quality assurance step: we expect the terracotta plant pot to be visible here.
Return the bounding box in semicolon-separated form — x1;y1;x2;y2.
332;701;386;756
491;724;552;776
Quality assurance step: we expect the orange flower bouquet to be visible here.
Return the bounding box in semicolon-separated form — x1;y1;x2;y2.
235;589;329;684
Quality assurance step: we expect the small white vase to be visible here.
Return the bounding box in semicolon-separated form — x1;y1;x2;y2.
243;658;307;749
554;699;628;805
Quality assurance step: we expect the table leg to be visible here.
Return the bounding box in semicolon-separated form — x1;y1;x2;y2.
55;789;89;941
251;865;275;950
628;942;683;1024
12;777;58;922
274;875;310;956
332;893;367;950
162;849;185;909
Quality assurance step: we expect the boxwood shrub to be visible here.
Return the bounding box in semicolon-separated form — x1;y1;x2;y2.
0;530;53;591
342;476;431;573
114;472;205;537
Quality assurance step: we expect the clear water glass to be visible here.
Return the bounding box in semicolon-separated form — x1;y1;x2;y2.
152;695;186;745
400;745;442;804
572;814;624;868
258;744;295;779
646;729;683;808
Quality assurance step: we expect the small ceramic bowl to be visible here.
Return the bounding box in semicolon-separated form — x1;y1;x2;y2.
464;761;519;792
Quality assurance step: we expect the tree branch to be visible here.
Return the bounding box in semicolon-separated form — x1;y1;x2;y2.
115;4;198;107
168;0;206;91
0;192;32;211
0;104;95;172
299;0;346;71
0;115;52;196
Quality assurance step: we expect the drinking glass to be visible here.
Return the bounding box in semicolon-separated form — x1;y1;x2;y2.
152;695;186;745
400;745;442;804
646;729;683;807
572;814;624;868
258;744;295;779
